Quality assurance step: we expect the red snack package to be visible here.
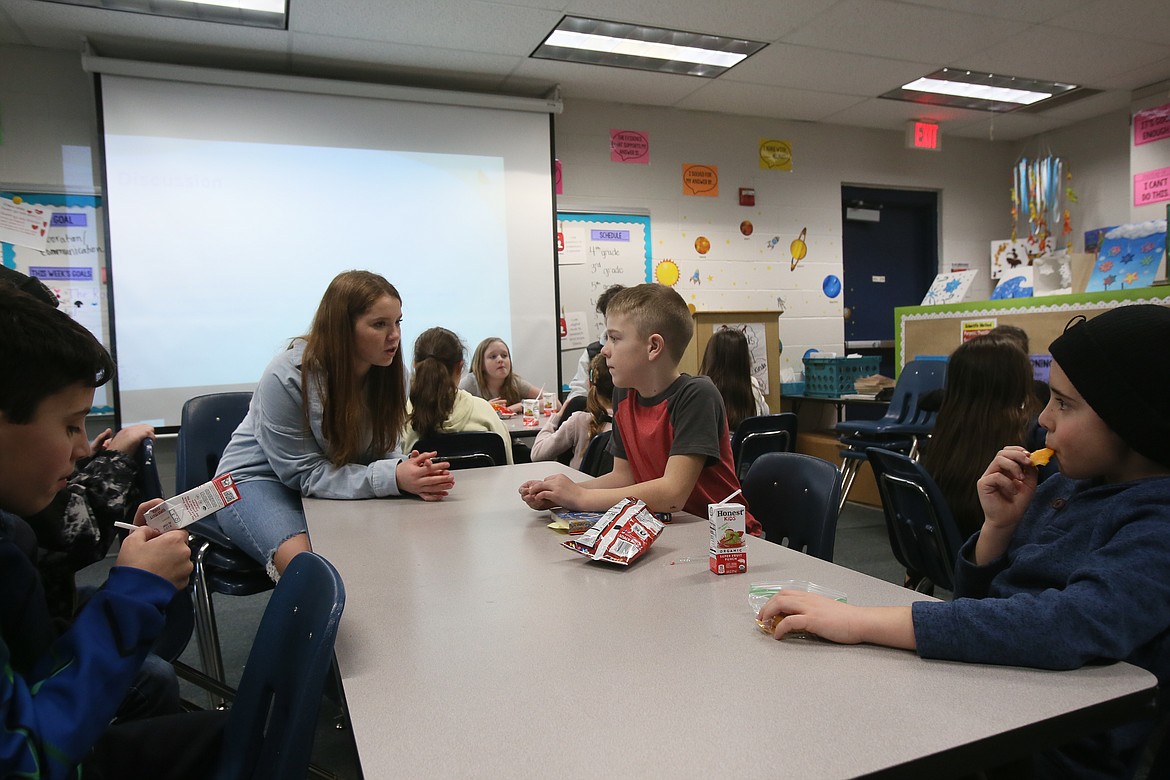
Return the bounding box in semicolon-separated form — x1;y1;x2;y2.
562;497;665;565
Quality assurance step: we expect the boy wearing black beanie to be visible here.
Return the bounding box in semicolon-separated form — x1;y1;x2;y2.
758;304;1170;779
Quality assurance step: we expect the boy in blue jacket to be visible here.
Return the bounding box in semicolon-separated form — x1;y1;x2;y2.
0;285;223;779
758;304;1170;779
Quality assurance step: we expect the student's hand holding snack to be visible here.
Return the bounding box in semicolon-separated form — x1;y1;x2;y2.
116;500;193;589
396;450;455;501
518;479;555;510
974;446;1038;564
758;590;863;643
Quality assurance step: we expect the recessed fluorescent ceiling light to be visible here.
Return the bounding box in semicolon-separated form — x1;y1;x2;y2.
34;0;287;29
532;16;766;78
880;68;1079;113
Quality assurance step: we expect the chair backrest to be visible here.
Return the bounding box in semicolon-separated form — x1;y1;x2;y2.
136;437;165;500
176;392;253;493
741;452;842;561
214;551;345;780
865;447;964;591
414;431;508;470
731;413;798;480
883;360;948;429
579;430;614;477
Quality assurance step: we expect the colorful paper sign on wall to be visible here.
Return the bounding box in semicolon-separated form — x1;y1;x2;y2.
610;129;650;164
1134;167;1170;207
759;139;792;171
961;319;996;341
682;164;719;197
1133;103;1170;146
0;195;51;252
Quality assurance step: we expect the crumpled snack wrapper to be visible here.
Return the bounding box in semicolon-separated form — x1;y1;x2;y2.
562;497;665;565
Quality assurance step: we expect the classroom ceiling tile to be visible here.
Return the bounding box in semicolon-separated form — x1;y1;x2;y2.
720;42;933;98
676;80;866;123
289;33;522;86
954;27;1170;88
290;0;562;57
945;111;1066;141
780;0;1022;64
904;0;1097;25
1046;0;1170;46
506;55;707;106
820;96;987;133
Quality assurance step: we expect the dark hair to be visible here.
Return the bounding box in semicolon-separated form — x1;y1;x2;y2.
596;284;626;316
605;284;693;362
986;324;1030;353
699;328;755;432
0;266;58;308
0;285;115;424
923;335;1037;537
409;327;465;437
470;337;524;404
302;270;406;466
585;354;614;442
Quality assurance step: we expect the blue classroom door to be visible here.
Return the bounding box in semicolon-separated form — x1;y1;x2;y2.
841;186;938;344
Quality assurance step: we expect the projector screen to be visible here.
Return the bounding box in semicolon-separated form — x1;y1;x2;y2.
97;73;557;429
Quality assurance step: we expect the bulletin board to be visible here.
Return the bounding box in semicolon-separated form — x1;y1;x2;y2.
895;288;1170;373
556;212;653;384
1;191;111;412
680;311;781;410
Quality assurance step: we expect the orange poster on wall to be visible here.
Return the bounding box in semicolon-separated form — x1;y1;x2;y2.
682;163;719;197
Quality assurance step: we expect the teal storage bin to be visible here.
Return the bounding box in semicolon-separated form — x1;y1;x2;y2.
801;355;881;397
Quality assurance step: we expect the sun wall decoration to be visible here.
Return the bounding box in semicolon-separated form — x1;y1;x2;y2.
655;259;681;286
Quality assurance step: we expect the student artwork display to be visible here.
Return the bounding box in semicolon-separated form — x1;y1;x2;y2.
1032;252;1073;296
1011;155;1074;251
922;270;978;305
1085;220;1167;292
990;267;1033;299
989;237;1053;279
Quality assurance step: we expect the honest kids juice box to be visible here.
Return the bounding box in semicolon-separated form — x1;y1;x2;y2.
709;502;747;575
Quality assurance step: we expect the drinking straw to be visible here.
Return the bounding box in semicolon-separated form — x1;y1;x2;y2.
717;488;742;505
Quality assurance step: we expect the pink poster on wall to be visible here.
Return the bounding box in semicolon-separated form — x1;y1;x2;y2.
610;129;650;164
1134;103;1170;146
1133;166;1170;207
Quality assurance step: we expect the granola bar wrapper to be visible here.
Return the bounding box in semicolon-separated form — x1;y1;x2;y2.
561;497;665;565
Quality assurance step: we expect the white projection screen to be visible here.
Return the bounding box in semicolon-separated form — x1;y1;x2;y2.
97;71;558;429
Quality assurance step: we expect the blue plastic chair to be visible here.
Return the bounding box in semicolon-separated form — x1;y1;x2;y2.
834;360;947;512
865;447;964;593
741;452;842;561
213;551;346;780
414;430;509;469
178;392;275;704
579;430;614;477
731;413;799;481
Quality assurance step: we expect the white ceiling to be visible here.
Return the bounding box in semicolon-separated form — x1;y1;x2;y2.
2;0;1169;141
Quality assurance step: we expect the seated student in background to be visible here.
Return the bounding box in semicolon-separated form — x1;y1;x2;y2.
208;270;454;581
921;334;1044;541
460;336;541;415
0;285;223;779
564;284;626;403
519;284;759;535
531;354;613;470
758;304;1170;780
400;327;513;464
698;327;769;433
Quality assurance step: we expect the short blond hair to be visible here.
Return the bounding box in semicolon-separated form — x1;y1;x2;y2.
606;283;693;363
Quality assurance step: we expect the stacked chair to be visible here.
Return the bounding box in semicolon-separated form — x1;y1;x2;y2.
834;359;946;513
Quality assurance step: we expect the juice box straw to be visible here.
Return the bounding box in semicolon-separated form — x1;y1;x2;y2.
717;488;742;505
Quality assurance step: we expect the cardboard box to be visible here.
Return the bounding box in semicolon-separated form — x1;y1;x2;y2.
144;473;241;533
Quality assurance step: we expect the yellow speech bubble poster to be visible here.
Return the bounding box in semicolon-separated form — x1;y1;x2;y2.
682;163;719;197
759;139;793;171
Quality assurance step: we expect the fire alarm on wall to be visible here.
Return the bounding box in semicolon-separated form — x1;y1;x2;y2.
739;188;755;207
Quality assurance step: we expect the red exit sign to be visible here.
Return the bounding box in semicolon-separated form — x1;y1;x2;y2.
907;120;941;151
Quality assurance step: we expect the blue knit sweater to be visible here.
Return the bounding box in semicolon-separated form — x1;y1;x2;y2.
913;473;1170;778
